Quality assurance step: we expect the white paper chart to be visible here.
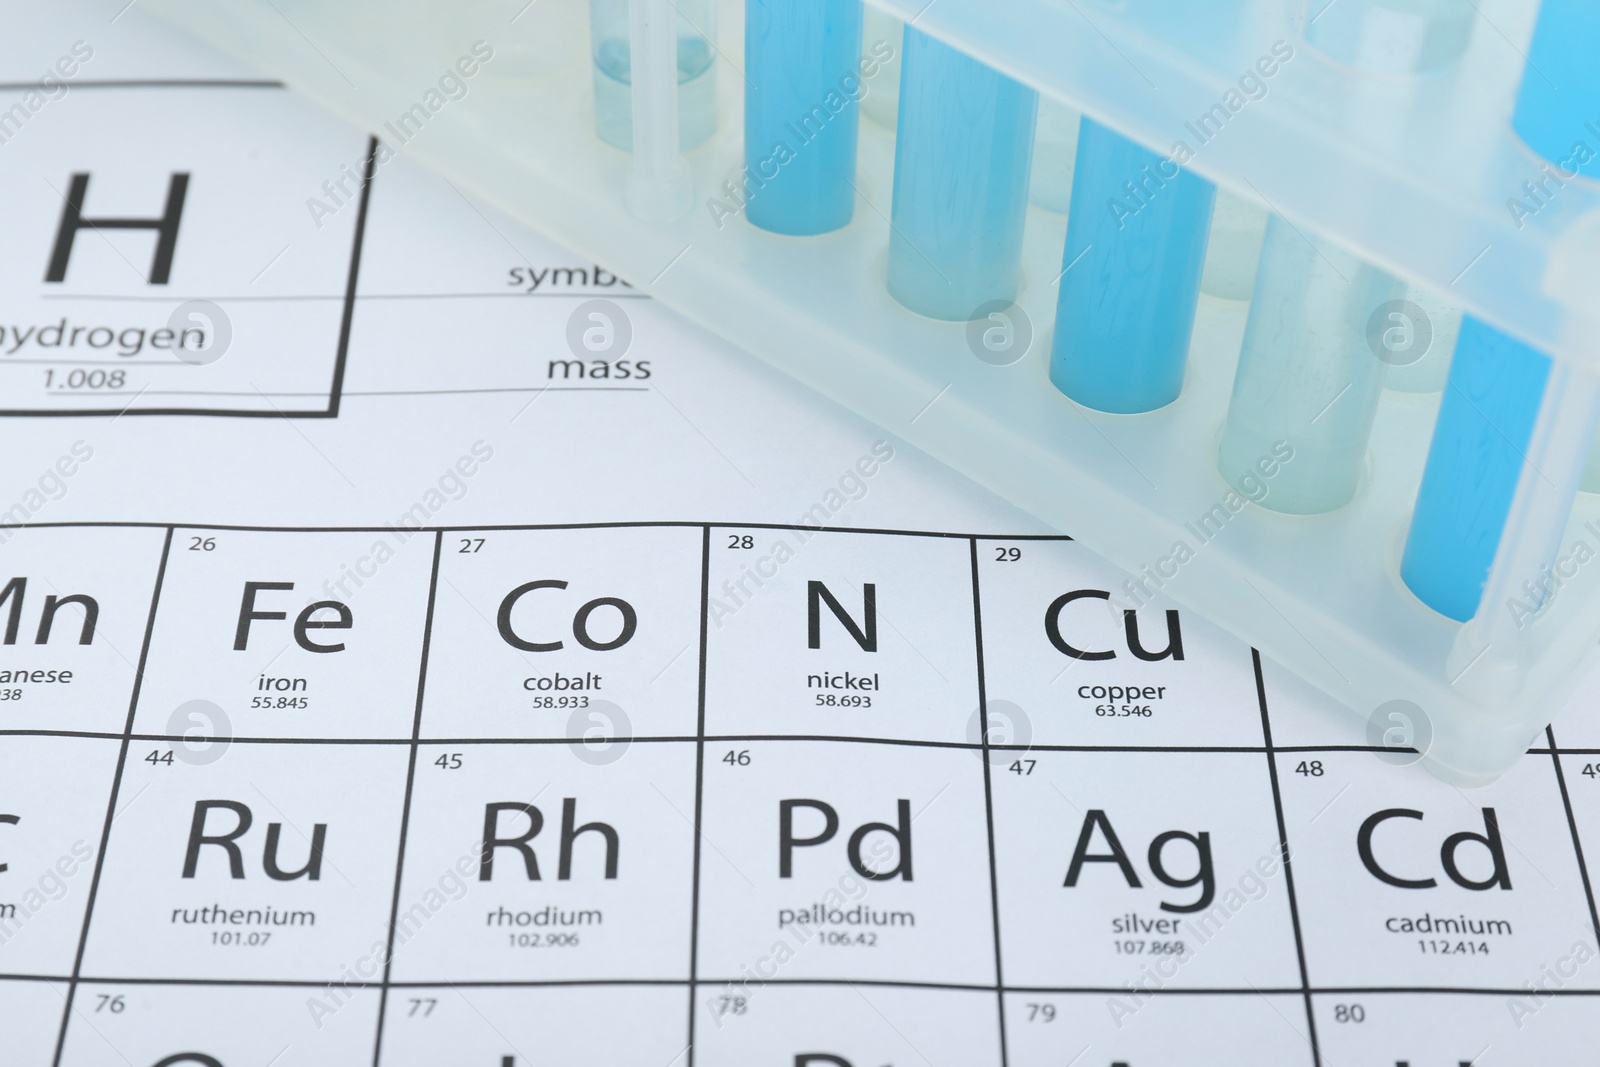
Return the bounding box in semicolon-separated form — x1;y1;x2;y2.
3;3;1600;1066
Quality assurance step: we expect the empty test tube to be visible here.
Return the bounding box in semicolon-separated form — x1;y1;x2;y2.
1216;217;1398;513
1200;188;1268;302
743;0;863;235
886;28;1037;321
1400;0;1597;621
1050;118;1215;413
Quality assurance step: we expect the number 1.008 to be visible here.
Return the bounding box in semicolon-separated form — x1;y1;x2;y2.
45;369;125;389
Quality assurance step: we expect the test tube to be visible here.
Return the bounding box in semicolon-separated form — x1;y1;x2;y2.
1302;0;1474;74
1400;321;1551;621
622;0;694;220
1399;0;1599;621
1216;217;1398;513
1512;0;1600;179
590;0;717;153
886;28;1037;321
743;0;863;236
1199;188;1268;301
1049;118;1215;413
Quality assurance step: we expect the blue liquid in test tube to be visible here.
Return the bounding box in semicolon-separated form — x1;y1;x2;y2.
887;28;1037;321
1401;320;1550;622
1050;118;1215;413
591;0;717;153
1512;0;1600;179
744;0;863;235
1400;0;1594;621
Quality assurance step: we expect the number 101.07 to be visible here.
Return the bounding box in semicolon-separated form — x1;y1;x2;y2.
211;931;272;946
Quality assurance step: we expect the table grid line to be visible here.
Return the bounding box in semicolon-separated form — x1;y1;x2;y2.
0;93;370;421
50;526;173;1067
0;726;1558;757
10;520;1600;1062
369;530;444;1066
1545;725;1600;953
326;135;379;420
1252;647;1322;1067
19;972;1600;997
686;525;712;1066
0;518;1075;542
969;537;1011;1066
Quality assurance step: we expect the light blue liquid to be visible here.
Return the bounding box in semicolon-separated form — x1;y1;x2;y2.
1399;0;1589;622
887;28;1036;321
743;0;863;235
1513;0;1600;176
592;34;716;152
1217;216;1398;513
1050;118;1214;413
1401;318;1551;622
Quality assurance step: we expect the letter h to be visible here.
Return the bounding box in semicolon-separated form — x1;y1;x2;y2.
45;172;189;284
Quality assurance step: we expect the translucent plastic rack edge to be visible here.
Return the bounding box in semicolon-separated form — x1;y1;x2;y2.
145;0;1600;784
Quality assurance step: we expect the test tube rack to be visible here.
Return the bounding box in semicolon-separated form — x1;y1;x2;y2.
149;0;1600;783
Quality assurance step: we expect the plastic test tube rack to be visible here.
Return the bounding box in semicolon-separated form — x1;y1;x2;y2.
150;0;1600;784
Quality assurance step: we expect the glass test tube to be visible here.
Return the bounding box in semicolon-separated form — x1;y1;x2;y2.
1400;0;1599;620
1050;118;1215;414
743;0;863;236
590;0;717;153
886;28;1037;321
1217;217;1398;513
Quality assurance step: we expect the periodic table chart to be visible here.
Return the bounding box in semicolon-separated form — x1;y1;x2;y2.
4;3;1600;1066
